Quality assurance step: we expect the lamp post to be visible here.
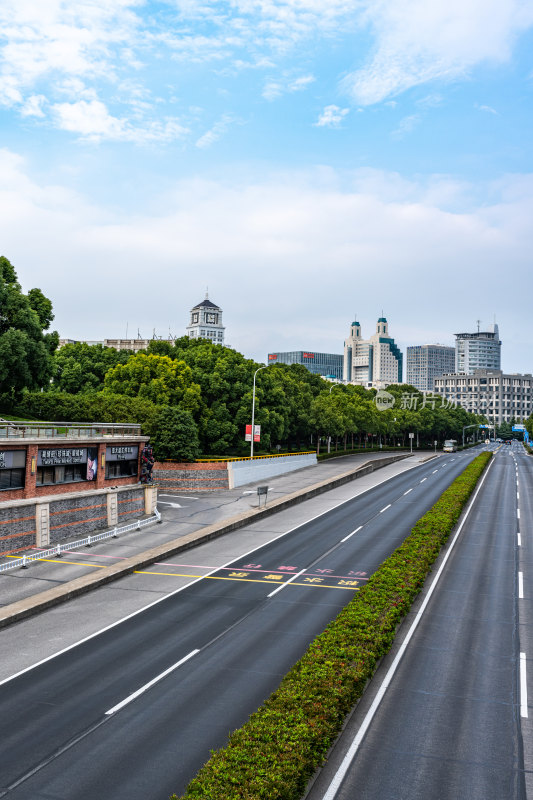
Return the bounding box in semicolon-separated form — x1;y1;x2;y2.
250;365;268;459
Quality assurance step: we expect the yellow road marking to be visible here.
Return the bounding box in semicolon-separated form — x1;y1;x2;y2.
4;555;105;568
136;570;358;589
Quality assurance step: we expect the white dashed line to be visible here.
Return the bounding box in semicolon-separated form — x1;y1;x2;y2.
518;533;522;547
521;653;528;718
267;569;307;598
432;469;438;474
420;478;427;483
518;509;521;520
403;488;413;496
380;504;391;513
341;525;363;543
519;572;524;599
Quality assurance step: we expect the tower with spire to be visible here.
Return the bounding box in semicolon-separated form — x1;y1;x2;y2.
343;315;402;387
186;291;225;345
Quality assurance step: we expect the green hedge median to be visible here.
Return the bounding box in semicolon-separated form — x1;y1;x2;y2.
172;451;492;800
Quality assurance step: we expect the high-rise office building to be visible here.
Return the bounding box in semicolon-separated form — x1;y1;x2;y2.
455;323;501;373
267;351;343;380
343;317;402;388
434;369;532;425
406;344;455;391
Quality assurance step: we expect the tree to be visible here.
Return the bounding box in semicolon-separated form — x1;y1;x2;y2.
150;407;200;461
53;342;132;394
0;256;57;398
103;352;202;413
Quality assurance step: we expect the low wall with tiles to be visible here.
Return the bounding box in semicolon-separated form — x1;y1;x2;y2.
0;485;157;555
153;461;229;493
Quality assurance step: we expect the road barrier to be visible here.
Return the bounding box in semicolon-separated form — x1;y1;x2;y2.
0;508;161;574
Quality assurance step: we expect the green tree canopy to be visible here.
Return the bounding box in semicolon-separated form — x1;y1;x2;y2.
0;256;57;397
53;342;133;394
103;352;202;412
150;406;200;461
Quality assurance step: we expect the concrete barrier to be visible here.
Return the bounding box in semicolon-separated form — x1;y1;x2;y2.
228;453;317;488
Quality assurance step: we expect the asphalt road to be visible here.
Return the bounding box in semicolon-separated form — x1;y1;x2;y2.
0;447;485;800
308;442;531;800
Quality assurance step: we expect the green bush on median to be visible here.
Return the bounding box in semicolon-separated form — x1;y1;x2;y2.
172;451;492;800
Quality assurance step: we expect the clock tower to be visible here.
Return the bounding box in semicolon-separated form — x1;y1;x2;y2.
186;292;225;345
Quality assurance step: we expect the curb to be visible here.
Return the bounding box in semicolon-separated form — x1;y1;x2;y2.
0;454;410;629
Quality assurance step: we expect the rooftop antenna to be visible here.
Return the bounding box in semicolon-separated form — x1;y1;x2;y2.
476;319;481;333
205;285;209;299
137;327;142;339
125;321;128;339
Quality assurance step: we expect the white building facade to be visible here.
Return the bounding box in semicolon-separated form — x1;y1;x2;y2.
434;369;532;424
186;293;225;345
343;317;402;388
455;324;501;373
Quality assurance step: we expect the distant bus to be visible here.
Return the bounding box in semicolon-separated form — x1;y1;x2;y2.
443;439;457;452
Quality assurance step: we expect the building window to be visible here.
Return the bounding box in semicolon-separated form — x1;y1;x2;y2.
36;464;87;485
0;468;25;490
106;460;138;479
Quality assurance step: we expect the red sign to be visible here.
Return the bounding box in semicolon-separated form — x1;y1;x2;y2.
303;352;315;359
245;424;261;442
268;354;277;360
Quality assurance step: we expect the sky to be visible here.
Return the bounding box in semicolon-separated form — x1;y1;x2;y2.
1;0;532;373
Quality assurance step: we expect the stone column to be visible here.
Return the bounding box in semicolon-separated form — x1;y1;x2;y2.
35;502;50;547
107;491;118;526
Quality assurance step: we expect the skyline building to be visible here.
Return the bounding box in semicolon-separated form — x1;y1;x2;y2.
343;317;402;388
455;323;501;374
406;344;456;392
267;351;343;380
434;369;532;425
186;292;225;345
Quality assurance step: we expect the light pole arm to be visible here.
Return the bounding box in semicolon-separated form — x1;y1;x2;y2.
251;365;267;458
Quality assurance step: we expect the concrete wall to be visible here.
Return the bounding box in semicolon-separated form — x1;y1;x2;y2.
228;454;317;488
153;461;229;493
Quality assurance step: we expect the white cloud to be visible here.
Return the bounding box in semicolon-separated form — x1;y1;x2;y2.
342;0;533;105
262;73;315;101
20;94;47;117
1;148;532;369
391;113;420;137
52;99;189;143
314;104;350;127
475;103;499;115
195;114;238;148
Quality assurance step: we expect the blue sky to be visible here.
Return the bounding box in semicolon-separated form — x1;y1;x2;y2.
1;0;533;372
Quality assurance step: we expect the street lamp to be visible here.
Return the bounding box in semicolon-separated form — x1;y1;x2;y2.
250;365;268;459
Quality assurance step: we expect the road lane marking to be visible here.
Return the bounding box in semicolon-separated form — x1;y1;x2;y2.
341;525;363;542
432;470;438;474
267;569;306;597
403;488;413;495
320;453;495;800
519;572;524;598
138;570;359;591
105;650;200;715
420;478;427;483
521;653;528;718
518;533;522;547
380;504;391;513
518;509;521;519
0;457;440;686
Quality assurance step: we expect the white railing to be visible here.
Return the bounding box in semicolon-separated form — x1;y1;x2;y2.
0;508;161;573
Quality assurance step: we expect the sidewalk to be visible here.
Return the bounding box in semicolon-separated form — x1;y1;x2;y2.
0;450;436;628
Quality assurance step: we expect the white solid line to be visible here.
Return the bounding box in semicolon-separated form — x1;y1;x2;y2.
420;478;427;483
105;650;199;715
341;525;363;543
521;653;528;718
403;488;413;495
380;504;391;513
320;455;495;800
0;456;436;687
519;572;524;599
518;533;522;547
267;569;307;598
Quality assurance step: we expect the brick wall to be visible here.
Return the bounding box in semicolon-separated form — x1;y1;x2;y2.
117;488;145;520
49;494;108;543
153;461;229;493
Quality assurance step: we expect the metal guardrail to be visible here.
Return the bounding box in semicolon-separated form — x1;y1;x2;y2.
0;508;161;573
195;451;316;463
0;421;143;440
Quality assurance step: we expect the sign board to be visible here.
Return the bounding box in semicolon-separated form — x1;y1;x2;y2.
408;432;414;439
303;352;315;359
245;424;261;442
106;445;139;462
512;425;526;432
479;425;489;429
257;486;268;495
268;354;277;360
0;450;26;469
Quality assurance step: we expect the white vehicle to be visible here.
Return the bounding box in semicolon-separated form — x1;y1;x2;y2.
443;439;457;452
